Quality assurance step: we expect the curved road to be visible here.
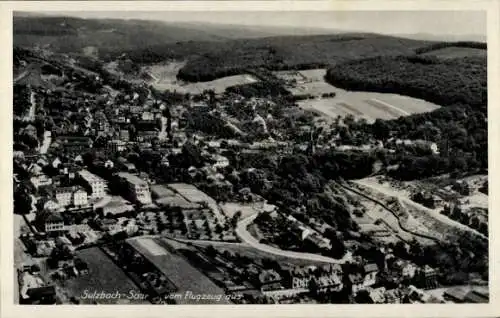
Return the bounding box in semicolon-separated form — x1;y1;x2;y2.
235;213;352;264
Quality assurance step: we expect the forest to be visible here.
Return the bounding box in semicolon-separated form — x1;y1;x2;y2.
325;55;486;111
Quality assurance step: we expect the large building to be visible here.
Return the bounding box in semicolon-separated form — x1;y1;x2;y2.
77;170;107;199
117;172;152;205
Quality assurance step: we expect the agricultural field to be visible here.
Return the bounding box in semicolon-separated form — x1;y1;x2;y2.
420;46;487;59
144;62;259;94
127;237;230;304
64;247;145;304
275;68;441;123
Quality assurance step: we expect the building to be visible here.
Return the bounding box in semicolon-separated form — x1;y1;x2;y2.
259;269;282;288
73;187;88;207
108;140;127;153
42;212;65;233
55;187;74;207
212;155;230;169
348;273;365;294
55;136;93;152
369;287;387;303
417;265;438;289
363;263;379;288
78;170;107;199
30;174;53;190
117;172;152;205
19;271;56;304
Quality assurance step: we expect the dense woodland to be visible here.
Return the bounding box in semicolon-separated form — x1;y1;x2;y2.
325;55;486;110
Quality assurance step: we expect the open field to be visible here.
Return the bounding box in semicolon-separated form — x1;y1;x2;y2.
421;46;487;59
127;237;230;304
276;68;441;123
189;240;331;267
220;203;259;219
64;247;145;304
145;62;259;94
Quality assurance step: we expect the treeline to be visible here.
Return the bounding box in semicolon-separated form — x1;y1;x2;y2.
415;41;486;54
175;35;434;82
226;82;290;98
325;55;486;111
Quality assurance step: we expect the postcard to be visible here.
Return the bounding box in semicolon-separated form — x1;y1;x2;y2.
1;1;498;318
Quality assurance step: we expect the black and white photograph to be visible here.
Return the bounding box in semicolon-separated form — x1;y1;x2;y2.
3;1;496;315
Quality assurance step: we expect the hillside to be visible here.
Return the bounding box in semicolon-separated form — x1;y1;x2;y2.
13;16;233;54
325;54;486;111
175;34;435;82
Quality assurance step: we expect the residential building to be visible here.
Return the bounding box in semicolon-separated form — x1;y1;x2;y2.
212;155;230;169
30;174;52;189
369;287;387;303
43;213;65;232
55;187;74;207
117;172;152;205
73;187;88;207
55;136;93;152
417;265;438;289
108;140;127;153
363;263;379;288
78;170;107;199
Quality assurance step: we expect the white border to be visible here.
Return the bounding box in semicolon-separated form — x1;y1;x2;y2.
1;1;499;318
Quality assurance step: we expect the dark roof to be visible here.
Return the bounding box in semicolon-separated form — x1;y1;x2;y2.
464;291;488;303
364;263;379;273
444;287;469;301
27;285;56;299
472;287;489;298
45;213;64;223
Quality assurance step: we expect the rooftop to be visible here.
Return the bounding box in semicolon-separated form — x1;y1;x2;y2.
118;172;148;186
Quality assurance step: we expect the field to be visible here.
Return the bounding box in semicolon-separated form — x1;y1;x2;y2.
220;202;259;219
276;69;441;123
127;237;230;304
64;247;145;304
145;62;259;94
421;46;487;59
189;240;331;267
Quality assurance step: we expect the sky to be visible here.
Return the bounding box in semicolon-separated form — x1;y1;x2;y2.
27;10;486;38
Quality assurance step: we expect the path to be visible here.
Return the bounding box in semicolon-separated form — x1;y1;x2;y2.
353;179;487;240
39;131;52;154
235;213;351;264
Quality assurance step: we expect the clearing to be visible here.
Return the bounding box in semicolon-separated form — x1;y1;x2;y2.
421;47;487;59
219;202;259;219
145;61;259;94
275;68;441;123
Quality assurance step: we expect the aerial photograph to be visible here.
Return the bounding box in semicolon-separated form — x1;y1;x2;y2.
12;10;488;305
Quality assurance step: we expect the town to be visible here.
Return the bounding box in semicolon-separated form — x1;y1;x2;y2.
13;14;488;305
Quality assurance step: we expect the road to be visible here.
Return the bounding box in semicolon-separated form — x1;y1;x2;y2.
39;131;52;154
353;179;487;240
235;213;352;264
23;90;36;122
158;116;168;140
